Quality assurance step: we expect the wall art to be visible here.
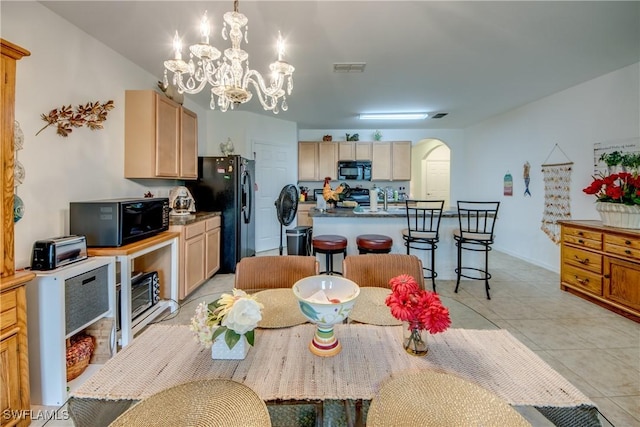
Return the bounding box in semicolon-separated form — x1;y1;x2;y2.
36;100;115;137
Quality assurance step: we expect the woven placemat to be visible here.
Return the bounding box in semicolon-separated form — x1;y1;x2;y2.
348;287;401;326
255;289;308;329
367;371;531;427
109;379;271;427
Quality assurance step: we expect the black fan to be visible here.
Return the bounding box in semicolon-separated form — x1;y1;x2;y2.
275;184;299;255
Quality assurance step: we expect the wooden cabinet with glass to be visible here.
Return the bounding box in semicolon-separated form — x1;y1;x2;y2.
124;90;198;179
170;215;221;300
1;39;32;427
559;220;640;322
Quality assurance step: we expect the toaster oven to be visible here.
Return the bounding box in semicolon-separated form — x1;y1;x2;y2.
116;271;160;330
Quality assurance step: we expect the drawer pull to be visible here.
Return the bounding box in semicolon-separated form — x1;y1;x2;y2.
625;240;632;245
573;255;589;265
575;276;589;286
625;249;632;255
578;239;585;244
577;232;584;236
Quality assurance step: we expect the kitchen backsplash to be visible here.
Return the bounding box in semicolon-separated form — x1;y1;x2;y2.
298;180;411;200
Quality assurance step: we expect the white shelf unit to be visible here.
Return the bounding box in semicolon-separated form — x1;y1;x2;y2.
26;256;117;406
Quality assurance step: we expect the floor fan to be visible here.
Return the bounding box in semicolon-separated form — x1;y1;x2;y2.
275;184;299;255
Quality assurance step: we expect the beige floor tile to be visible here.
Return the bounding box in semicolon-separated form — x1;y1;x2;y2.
590;397;640;427
506;319;596;350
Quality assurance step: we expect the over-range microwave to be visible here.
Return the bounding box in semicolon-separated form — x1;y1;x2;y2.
337;161;371;181
70;198;170;247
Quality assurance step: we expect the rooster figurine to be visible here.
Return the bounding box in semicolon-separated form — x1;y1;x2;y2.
322;177;345;202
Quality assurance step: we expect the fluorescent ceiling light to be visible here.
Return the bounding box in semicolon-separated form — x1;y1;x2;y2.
359;113;429;120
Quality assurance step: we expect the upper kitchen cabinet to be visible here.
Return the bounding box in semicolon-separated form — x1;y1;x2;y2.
298;141;338;181
338;142;372;161
371;141;411;181
124;90;198;179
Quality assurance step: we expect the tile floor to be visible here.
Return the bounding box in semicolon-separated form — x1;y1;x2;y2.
31;250;639;426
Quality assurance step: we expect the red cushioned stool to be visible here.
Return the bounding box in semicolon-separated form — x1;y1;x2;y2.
356;234;393;254
312;235;348;275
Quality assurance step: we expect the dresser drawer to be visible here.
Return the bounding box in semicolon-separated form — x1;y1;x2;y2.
604;234;640;261
562;264;603;296
0;289;18;330
562;245;602;274
563;227;602;250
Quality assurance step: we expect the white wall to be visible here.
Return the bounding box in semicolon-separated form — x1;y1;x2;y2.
463;63;640;271
2;2;298;268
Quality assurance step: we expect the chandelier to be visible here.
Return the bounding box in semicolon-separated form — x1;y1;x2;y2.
163;0;295;114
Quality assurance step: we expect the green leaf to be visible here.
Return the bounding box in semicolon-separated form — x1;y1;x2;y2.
245;329;255;346
224;329;241;349
212;326;227;342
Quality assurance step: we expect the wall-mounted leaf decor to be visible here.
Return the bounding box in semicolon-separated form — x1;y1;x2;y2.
36;100;115;137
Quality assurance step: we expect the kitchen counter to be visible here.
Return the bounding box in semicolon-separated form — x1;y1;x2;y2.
309;206;458;218
168;211;221;226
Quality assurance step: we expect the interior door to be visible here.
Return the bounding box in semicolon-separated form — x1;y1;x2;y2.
254;142;290;252
424;145;451;207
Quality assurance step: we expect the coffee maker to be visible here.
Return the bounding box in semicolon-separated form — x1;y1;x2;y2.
168;186;196;215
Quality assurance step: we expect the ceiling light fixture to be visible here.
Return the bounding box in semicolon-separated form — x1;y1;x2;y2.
359;113;429;120
163;0;295;114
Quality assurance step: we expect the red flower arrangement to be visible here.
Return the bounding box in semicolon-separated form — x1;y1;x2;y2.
385;275;451;355
583;172;640;206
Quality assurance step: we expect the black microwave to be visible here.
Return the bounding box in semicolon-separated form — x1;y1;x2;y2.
70;198;170;247
338;161;372;181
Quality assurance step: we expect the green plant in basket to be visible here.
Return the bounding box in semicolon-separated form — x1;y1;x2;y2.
190;289;263;349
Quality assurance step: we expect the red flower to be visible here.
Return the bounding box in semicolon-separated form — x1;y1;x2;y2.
583;171;640;206
384;274;451;335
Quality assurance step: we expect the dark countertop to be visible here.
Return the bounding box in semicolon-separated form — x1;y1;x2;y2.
169;211;221;226
309;207;458;218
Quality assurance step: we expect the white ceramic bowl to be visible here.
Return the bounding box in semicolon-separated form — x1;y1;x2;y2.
292;275;360;328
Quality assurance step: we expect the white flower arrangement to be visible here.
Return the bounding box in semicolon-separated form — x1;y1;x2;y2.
189;289;264;349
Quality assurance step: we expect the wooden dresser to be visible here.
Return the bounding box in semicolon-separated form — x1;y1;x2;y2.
559;220;640;322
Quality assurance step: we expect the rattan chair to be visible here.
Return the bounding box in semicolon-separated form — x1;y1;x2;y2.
342;254;425;289
454;201;500;299
401;199;445;292
108;379;271;427
234;255;319;291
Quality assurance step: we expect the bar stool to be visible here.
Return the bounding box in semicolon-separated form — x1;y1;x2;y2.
454;201;500;299
356;234;393;254
312;235;348;275
401;200;445;292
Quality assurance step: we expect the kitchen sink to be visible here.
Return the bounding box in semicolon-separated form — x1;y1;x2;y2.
353;207;406;215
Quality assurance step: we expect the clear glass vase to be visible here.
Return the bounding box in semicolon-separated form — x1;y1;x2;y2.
402;321;429;356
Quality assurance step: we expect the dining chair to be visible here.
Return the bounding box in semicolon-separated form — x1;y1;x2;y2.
234;255;319;291
342;254;425;289
108;379;271;426
401;199;445;292
366;371;530;427
454;201;500;299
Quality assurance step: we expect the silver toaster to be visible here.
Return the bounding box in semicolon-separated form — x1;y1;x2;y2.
31;235;88;271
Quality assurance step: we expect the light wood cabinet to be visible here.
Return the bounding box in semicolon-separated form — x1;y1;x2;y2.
298;142;318;181
1;39;32;427
338;142;373;161
560;220;640;322
124;90;198;179
371;141;411;181
171;216;221;300
298;142;338;181
297;203;314;227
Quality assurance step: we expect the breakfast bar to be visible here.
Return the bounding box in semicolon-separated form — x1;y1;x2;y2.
309;207;483;278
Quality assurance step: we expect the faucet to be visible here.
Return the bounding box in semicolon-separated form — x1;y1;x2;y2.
383;192;388;211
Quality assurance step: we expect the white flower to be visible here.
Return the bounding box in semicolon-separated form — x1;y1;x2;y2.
189;302;215;348
222;298;263;335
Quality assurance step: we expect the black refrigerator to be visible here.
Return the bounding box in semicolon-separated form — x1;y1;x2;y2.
187;156;255;273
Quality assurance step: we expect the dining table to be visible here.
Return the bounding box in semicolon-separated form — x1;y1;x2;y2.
67;287;601;427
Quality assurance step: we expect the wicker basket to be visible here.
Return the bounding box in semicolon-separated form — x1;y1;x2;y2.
66;334;95;382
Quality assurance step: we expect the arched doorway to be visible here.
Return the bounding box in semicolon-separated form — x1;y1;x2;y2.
411;139;451;208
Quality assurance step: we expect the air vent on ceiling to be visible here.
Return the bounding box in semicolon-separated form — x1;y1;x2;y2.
333;62;366;73
431;112;449;119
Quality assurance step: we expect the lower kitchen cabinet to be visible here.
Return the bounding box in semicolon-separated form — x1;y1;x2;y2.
297;203;314;227
0;272;33;427
559;220;640;321
171;215;221;300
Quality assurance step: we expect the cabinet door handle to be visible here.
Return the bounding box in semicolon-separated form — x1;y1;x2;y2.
575;276;589;285
604;274;611;279
573;255;590;265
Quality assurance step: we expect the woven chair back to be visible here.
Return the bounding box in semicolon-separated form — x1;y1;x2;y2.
234;256;319;291
343;254;425;289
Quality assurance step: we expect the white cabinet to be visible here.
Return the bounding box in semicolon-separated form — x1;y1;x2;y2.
26;257;116;406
